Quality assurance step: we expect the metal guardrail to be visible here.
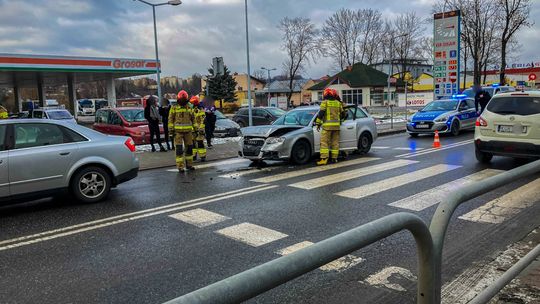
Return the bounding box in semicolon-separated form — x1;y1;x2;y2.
164;159;540;304
429;158;540;303
165;212;435;304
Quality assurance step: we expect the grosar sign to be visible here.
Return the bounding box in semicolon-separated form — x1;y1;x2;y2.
112;59;146;69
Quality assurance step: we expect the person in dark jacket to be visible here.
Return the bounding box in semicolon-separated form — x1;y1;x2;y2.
144;96;166;152
203;97;217;147
159;98;172;150
474;85;492;114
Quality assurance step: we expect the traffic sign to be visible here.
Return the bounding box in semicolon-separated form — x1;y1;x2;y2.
529;73;537;81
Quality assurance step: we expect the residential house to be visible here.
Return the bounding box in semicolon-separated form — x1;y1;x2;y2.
308;62;404;107
265;79;311;108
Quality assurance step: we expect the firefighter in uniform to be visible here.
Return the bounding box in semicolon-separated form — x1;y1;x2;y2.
169;90;196;171
315;88;345;165
190;96;207;162
0;104;8;119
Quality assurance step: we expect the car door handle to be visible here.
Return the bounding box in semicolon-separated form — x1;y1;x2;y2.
59;152;71;156
347;126;354;129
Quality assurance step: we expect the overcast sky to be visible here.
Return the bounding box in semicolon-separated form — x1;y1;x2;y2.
0;0;538;79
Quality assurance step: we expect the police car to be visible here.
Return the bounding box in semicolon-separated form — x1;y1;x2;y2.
407;95;478;137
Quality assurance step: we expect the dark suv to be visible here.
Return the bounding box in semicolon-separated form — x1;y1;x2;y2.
232;107;286;127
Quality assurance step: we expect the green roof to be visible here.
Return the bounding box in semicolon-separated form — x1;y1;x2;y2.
308;62;404;90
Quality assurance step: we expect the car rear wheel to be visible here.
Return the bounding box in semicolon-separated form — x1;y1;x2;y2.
475;148;493;163
357;132;372;154
291;140;312;165
71;166;111;203
451;120;460;136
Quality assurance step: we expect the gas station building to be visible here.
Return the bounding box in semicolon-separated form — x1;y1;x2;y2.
0;53;158;116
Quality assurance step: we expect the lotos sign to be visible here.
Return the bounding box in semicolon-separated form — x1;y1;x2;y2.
398;92;434;107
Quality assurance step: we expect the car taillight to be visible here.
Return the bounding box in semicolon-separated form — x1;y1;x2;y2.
475;117;488;127
124;138;136;152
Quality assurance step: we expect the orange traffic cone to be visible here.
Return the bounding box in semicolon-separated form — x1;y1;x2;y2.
433;131;441;148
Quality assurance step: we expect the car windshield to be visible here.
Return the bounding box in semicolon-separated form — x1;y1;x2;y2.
118;109;145;122
79;100;93;108
47;110;73;120
215;110;227;119
273;109;317;126
266;108;286;117
487;96;540;116
420;100;459;112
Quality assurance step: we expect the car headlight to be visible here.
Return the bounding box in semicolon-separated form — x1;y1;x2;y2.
434;115;448;123
215;126;226;131
266;137;285;144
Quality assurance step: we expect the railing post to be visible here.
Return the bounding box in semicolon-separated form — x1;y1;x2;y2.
429;159;540;302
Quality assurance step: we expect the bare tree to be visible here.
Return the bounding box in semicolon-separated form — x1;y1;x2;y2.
278;17;319;107
498;0;532;84
393;12;427;77
252;69;266;82
358;9;385;65
320;9;361;70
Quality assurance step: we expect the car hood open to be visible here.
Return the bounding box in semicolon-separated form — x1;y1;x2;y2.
241;125;304;138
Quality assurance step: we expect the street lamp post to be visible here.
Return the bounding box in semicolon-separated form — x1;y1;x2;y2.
134;0;182;105
386;33;408;129
261;67;276;107
244;0;253;126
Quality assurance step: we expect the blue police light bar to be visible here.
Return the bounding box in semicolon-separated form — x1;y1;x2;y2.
451;94;468;99
492;83;500;88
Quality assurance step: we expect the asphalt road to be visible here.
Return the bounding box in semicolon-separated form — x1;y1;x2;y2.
1;130;539;304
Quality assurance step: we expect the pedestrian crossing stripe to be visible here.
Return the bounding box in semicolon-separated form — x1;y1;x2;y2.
215;223;288;247
276;241;364;272
388;169;504;211
290;159;418;190
336;164;461;199
458;177;540;224
251;157;380;184
169;208;231;227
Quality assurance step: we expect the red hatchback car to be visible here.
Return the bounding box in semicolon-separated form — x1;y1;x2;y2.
93;107;164;145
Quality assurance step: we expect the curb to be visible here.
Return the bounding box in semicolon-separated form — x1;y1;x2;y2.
378;129;407;137
139;130;407;171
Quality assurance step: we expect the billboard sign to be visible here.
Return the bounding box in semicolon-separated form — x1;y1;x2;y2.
398;92;433;107
433;10;461;99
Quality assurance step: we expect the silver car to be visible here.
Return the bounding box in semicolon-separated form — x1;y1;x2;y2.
0;119;139;204
239;106;377;164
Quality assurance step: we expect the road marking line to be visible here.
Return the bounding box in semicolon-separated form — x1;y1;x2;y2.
393;147;425;151
251;157;380;184
166;158;249;172
336;164;461;199
458;178;540;224
276;241;364;272
363;266;417;292
215;223;288;247
219;167;276;179
290;159;418;190
371;146;390;149
389;169;503;211
395;139;473;158
169;208;231;227
0;184;274;250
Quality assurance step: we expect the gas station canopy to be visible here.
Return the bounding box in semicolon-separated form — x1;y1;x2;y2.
0;53;159;112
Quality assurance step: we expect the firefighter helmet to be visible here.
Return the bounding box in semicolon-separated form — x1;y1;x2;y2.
177;90;189;101
323;88;338;100
189;96;200;106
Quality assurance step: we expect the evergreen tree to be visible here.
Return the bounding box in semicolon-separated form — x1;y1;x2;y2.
204;65;237;109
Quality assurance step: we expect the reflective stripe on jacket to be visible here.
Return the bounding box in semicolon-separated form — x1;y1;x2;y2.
194;109;206;130
317;99;344;131
168;105;194;132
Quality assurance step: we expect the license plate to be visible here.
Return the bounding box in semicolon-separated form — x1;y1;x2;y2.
416;124;430;129
498;125;513;133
